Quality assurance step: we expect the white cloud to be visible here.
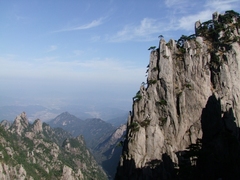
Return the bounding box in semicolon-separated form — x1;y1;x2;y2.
176;0;240;31
164;0;189;8
205;0;239;12
177;10;213;31
73;50;84;56
46;45;57;52
54;18;105;32
90;35;101;42
164;0;198;15
109;0;236;42
108;18;166;42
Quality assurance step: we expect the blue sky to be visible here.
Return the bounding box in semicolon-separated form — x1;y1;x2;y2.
1;0;240;114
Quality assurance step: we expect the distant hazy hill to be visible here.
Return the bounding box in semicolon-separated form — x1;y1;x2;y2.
0;112;107;179
0;104;129;123
49;112;116;149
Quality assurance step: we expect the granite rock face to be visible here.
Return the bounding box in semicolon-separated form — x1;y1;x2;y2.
116;10;240;179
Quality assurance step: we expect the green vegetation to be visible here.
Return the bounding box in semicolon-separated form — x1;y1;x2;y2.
158;35;164;39
176;139;202;179
148;46;156;50
163;55;169;59
210;52;222;69
23;137;35;150
166;42;171;49
156;99;167;106
133;91;142;102
185;83;193;90
116;140;124;148
68;138;82;148
140;118;151;127
159;117;168;126
148;79;157;85
146;159;162;168
129;122;140;132
177;35;191;48
174;10;240;64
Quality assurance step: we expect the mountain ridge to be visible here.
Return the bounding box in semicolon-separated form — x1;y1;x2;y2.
0;112;107;180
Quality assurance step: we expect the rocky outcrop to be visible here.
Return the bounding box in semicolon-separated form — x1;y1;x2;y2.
61;165;84;180
10;112;29;135
0;112;107;180
0;163;30;180
116;10;240;179
32;119;42;133
0;120;12;130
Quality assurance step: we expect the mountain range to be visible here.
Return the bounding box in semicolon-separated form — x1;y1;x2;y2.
0;110;127;179
0;112;107;179
0;105;128;123
48;111;126;179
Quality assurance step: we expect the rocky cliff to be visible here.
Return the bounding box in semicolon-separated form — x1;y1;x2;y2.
0;112;107;180
116;10;240;179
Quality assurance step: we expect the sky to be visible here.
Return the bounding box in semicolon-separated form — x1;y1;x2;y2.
1;0;240;116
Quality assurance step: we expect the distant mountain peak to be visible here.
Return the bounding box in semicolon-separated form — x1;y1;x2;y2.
51;111;82;126
62;111;71;115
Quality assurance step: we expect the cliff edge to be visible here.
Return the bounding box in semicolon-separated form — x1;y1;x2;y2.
116;10;240;179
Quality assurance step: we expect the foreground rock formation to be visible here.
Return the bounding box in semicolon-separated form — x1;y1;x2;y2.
115;10;240;179
0;112;107;180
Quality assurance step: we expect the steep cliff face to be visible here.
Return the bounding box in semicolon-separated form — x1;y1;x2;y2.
116;10;240;179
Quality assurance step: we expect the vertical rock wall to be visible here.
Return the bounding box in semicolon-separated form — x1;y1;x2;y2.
116;11;240;179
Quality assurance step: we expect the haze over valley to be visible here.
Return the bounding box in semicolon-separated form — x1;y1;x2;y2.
2;0;239;122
